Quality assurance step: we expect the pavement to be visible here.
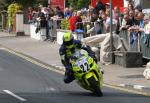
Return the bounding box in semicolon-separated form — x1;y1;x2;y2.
0;31;150;94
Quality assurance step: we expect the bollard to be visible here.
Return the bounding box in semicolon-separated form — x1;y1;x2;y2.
16;11;25;36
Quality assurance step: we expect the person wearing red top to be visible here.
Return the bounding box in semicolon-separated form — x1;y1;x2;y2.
70;15;76;31
27;7;33;23
70;11;83;32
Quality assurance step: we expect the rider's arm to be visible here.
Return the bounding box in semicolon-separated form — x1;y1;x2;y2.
80;43;97;63
74;40;96;59
74;40;94;54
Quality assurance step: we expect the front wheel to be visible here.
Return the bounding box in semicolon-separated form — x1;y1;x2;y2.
93;85;103;97
87;76;103;97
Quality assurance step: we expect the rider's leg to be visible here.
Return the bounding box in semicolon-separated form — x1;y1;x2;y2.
64;68;75;83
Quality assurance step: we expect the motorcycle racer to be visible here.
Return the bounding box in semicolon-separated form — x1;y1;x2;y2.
59;32;97;83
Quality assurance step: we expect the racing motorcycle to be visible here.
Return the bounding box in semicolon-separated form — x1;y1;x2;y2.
69;49;103;96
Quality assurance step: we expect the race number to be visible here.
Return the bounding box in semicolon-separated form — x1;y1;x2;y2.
77;57;89;72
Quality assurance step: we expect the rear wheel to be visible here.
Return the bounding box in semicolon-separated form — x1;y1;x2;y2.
87;76;103;97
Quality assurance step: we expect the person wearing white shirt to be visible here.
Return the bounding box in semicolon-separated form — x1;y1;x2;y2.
144;17;150;34
140;16;150;34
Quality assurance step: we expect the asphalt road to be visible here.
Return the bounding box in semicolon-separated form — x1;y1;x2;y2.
0;49;149;103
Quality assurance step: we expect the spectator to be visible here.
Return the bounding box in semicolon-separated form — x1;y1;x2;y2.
99;10;105;16
106;15;117;33
90;13;103;35
105;8;110;17
87;13;102;35
91;13;98;23
113;6;120;21
54;6;64;19
100;13;117;33
138;12;145;28
42;7;52;41
134;11;142;26
94;0;106;14
140;16;150;34
128;3;134;11
120;14;133;30
42;7;51;20
47;4;55;18
32;8;38;23
70;11;77;31
124;10;134;26
141;18;150;46
113;6;121;34
64;7;72;18
99;14;108;33
129;10;134;20
37;8;45;22
134;9;140;19
75;11;84;30
105;3;110;11
35;8;46;33
69;7;74;15
124;8;129;15
120;8;129;24
128;13;144;50
27;7;33;23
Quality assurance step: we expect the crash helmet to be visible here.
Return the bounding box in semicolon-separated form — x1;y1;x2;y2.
63;32;74;46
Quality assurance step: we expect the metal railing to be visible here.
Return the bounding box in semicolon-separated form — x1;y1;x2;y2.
119;30;150;59
140;32;150;59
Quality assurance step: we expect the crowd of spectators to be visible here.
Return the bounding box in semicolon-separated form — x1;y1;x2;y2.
27;4;64;41
27;0;150;45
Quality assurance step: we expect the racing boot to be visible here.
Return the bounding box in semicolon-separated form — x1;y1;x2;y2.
64;69;75;83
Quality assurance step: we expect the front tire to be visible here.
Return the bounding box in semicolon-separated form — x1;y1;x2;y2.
87;76;103;97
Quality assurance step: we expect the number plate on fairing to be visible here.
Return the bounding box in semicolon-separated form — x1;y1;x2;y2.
76;57;89;72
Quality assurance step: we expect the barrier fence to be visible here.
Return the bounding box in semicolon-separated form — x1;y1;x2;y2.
140;32;150;59
119;30;150;59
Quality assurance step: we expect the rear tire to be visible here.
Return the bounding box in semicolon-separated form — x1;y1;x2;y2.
87;76;103;97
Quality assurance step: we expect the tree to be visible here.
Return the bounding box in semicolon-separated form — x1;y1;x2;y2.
35;0;48;7
1;0;48;7
67;0;91;10
0;0;10;10
77;0;90;9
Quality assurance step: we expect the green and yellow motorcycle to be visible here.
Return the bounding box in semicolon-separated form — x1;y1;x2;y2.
69;49;103;96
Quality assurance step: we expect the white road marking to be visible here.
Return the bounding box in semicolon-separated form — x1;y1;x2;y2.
119;84;126;87
46;87;56;91
133;85;145;90
0;47;5;50
3;90;27;102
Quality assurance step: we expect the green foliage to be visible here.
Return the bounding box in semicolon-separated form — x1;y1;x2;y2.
1;0;47;7
0;0;9;10
60;18;70;30
35;0;48;7
7;3;22;26
67;0;91;10
77;0;85;9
